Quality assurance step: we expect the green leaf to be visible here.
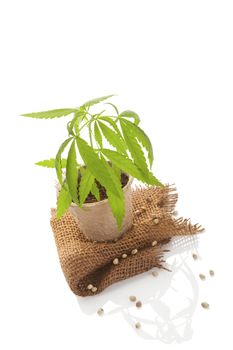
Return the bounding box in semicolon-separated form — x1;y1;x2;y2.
55;138;73;184
120;120;148;174
91;181;100;201
104;102;119;115
79;168;95;206
121;119;154;167
98;116;121;134
35;158;67;168
98;121;127;154
56;185;72;219
119;110;140;125
94;121;103;148
66;140;79;204
75;136;121;198
21;108;77;119
68;109;86;135
100;155;125;228
82;95;115;108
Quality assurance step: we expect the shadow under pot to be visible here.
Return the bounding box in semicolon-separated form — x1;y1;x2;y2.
65;174;134;242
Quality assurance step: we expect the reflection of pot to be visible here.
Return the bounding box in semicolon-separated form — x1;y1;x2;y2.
68;176;134;242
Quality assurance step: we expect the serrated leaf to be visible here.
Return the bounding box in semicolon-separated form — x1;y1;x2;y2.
82;95;115;108
121;119;153;167
66;140;79;204
120;120;148;174
79;168;95;206
55;137;73;184
56;185;72;219
21;108;77;119
104;102;119;115
91;181;100;201
75;136;122;198
98;116;121;134
35;158;67;168
98;121;127;154
94;121;103;148
119;110;140;125
68;109;85;135
100;155;125;228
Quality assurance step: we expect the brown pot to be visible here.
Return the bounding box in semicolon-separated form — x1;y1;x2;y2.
69;176;134;242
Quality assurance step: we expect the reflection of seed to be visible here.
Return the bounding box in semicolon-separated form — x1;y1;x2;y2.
131;249;138;255
129;295;136;302
97;308;104;316
192;253;198;260
136;301;142;308
122;253;127;259
113;258;119;265
92;286;97;293
199;274;206;281
152;240;157;247
209;270;215;277
135;322;141;329
153;218;159;225
152;271;159;277
201;302;209;309
87;284;93;290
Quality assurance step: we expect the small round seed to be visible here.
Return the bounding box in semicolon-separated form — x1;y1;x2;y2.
201;302;209;309
151;271;159;277
153;218;159;225
122;253;127;259
129;295;136;302
91;286;97;293
113;258;119;265
131;249;138;255
152;240;157;247
136;301;142;308
199;273;206;281
87;284;93;290
141;206;146;211
209;270;215;277
192;253;198;260
135;322;141;329
97;308;104;316
135;209;141;216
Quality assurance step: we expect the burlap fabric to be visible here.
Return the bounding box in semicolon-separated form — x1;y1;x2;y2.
50;185;203;296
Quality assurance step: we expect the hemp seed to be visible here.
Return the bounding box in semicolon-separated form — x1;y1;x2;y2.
113;258;119;265
153;218;159;225
97;308;104;316
87;284;93;290
136;301;142;308
91;286;97;293
131;249;138;255
209;270;215;277
201;302;209;309
122;253;127;259
129;295;136;302
135;322;141;329
152;240;157;247
192;253;198;260
199;274;206;281
151;271;159;277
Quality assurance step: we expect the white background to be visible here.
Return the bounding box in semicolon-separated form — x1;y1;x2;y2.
0;0;233;348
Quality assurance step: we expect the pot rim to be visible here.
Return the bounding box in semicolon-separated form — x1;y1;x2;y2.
70;175;134;208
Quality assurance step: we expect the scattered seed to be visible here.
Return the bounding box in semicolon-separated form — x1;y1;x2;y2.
199;273;206;281
151;271;159;277
136;301;142;308
192;253;198;260
91;286;97;293
122;253;127;259
152;240;157;247
129;295;136;302
113;258;119;265
141;206;146;211
131;249;138;255
135;322;141;329
153;218;159;225
201;302;209;309
97;308;104;316
209;270;215;277
87;284;93;290
135;209;141;216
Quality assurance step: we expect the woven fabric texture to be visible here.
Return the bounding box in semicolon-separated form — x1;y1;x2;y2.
50;185;203;296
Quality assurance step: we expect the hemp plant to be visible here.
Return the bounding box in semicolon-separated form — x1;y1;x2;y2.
22;95;163;228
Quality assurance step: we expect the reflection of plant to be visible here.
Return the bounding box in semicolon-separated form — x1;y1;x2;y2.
22;95;163;227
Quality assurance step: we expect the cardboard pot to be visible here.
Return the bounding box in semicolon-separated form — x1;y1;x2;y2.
69;176;134;242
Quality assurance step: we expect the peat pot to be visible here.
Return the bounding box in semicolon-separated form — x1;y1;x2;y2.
69;176;134;242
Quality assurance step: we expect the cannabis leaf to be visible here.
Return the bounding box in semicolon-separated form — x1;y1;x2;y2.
68;109;86;135
35;158;67;168
21;109;77;119
91;181;100;201
121;119;153;167
55;137;73;184
119;110;140;125
82;95;115;108
98;121;127;154
79;167;95;206
94;121;103;148
56;185;72;219
66;140;79;205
